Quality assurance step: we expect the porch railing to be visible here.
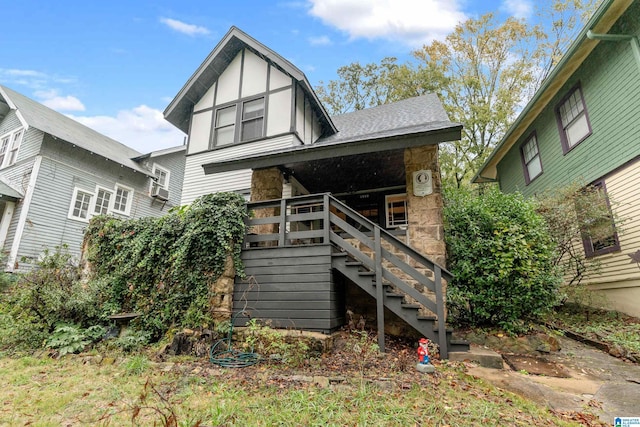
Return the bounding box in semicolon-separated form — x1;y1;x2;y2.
244;193;453;355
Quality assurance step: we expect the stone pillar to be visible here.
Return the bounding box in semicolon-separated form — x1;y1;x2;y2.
404;145;446;268
250;167;284;241
210;252;236;323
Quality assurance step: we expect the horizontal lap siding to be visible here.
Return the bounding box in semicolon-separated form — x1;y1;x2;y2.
233;245;344;333
181;135;294;204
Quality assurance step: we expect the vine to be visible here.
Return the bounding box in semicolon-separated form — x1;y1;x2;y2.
84;192;248;340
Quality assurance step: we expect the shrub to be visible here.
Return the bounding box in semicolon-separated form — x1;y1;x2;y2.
443;187;561;333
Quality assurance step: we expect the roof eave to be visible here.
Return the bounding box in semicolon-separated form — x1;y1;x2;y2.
472;0;630;183
202;125;462;175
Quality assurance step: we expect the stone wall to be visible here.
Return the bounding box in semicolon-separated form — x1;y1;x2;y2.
249;167;284;238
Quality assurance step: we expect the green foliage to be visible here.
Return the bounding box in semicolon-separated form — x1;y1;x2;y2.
84;192;247;340
242;319;309;367
0;246;107;351
123;355;151;376
45;324;105;356
113;329;151;353
443;187;561;333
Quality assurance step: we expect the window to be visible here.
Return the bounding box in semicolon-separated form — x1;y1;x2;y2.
0;128;23;168
93;187;113;215
150;164;170;194
520;132;542;184
579;180;620;258
556;84;591;153
68;188;93;221
385;194;408;228
112;185;133;215
214;105;236;146
241;98;265;142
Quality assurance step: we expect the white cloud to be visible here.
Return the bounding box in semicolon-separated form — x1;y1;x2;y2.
307;0;467;47
159;17;210;36
0;68;77;91
501;0;533;20
35;89;85;112
68;105;186;153
308;35;332;46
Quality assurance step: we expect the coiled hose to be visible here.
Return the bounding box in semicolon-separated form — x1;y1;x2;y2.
209;314;261;368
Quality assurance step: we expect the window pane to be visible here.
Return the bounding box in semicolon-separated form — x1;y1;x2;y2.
386;194;408;228
527;155;542;179
216;126;235;146
565;114;589;147
216;106;236;127
94;189;112;215
114;188;129;212
241;118;264;141
243;98;264;119
73;191;92;219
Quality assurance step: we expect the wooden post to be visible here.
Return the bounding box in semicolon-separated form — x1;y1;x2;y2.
435;265;447;359
323;194;331;244
279;198;287;247
374;227;385;352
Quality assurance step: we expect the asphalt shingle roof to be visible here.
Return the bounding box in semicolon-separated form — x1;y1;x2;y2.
0;85;151;176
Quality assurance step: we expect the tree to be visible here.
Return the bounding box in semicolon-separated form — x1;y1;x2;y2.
412;14;545;188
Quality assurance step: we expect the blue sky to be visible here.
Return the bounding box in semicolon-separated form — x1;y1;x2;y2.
1;0;542;153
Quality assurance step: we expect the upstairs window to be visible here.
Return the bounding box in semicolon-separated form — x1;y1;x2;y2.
68;188;93;221
385;194;408;229
241;98;265;142
0;128;23;168
579;180;620;258
520;132;542;184
214;105;236;146
150;164;170;194
556;84;591;153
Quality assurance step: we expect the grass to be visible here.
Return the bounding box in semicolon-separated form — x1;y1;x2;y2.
0;353;585;426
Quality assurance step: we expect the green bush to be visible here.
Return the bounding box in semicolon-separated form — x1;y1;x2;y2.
443;187;561;333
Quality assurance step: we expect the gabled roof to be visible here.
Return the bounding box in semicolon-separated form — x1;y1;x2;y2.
0;85;153;176
473;0;633;183
163;26;337;136
202;94;462;175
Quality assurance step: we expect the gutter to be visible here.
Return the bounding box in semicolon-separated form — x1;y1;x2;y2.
587;30;640;72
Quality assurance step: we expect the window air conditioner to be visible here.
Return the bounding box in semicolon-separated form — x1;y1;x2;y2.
152;186;169;201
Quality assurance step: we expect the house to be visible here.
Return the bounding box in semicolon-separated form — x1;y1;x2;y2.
0;85;186;271
164;27;466;355
473;0;640;318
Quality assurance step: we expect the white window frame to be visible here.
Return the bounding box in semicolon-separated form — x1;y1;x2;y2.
68;188;94;222
0;128;23;168
385;193;408;229
149;163;170;195
92;186;114;216
112;184;134;216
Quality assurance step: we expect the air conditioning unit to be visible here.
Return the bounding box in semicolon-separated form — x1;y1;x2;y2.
152;186;169;201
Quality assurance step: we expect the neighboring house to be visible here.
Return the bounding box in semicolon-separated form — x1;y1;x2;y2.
164;27;467;356
473;0;640;317
0;85;185;271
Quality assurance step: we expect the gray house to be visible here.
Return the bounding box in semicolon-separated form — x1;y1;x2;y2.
164;27;466;355
0;85;185;271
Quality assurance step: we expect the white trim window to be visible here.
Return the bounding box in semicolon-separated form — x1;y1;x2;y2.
214;105;237;146
385;193;408;228
112;184;133;215
150;164;170;194
0;128;23;168
68;188;93;221
92;187;114;215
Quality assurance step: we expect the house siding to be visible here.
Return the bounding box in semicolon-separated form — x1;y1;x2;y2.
0;110;21;135
11;136;170;268
138;150;186;207
181;134;294;204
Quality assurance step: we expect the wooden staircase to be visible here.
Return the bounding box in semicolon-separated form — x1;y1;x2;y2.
242;193;469;358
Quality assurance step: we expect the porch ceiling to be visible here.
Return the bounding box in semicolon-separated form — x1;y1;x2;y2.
282;148;405;194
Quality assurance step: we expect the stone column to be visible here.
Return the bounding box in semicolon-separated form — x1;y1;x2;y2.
249;167;284;241
210;252;236;323
404;145;446;267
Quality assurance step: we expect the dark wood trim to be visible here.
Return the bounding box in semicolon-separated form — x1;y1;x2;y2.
519;131;543;185
555;81;593;155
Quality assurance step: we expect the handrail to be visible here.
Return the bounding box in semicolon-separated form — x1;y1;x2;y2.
244;192;450;356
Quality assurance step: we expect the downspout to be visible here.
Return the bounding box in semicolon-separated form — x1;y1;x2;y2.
587;30;640;72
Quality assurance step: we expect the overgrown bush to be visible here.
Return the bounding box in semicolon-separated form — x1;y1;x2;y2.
0;246;107;351
242;319;310;367
443;187;561;333
85;192;247;340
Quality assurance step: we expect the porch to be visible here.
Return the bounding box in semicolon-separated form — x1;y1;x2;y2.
232;193;467;358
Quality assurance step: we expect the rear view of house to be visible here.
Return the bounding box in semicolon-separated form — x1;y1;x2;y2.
474;0;640;317
0;85;185;271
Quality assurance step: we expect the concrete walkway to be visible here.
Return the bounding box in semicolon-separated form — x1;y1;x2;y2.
465;336;640;424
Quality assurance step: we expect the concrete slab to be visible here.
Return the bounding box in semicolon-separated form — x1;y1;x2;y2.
449;345;504;369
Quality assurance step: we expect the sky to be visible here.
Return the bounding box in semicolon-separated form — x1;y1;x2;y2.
1;0;542;154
